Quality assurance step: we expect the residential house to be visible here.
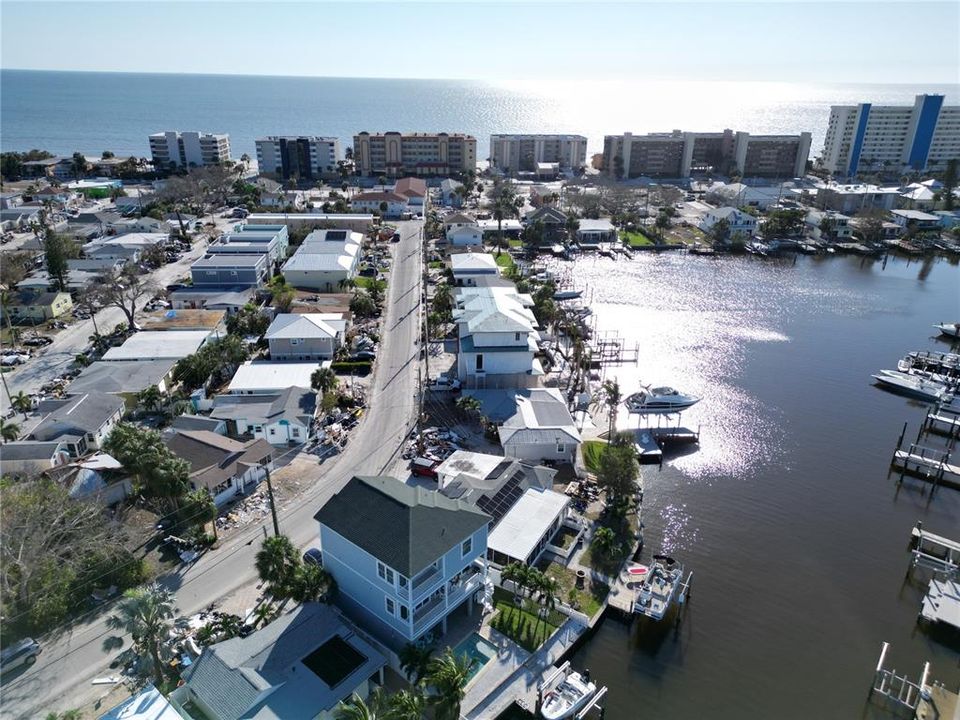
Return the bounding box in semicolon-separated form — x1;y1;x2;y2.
803;209;853;241
16;269;100;294
486;487;572;567
0;441;71;479
98;684;180;720
890;209;942;232
281;229;362;292
898;184;937;210
933;210;960;230
169;287;254;314
525;205;568;244
227;361;322;394
265;313;347;361
101;331;211;362
804;183;902;214
190;254;269;288
170;603;386;720
29;392;126;457
699;207;758;238
0;191;23;209
0;206;40;231
497;387;581;463
440;178;464;207
165;430;273;506
205;237;280;266
575;218;617;246
314;475;490;646
83;232;168;261
67;258;126;273
260;190;306;210
21;157;60;178
350;191;409;218
393;177;428;212
170;415;227;435
455;285;542;389
246;213;374;233
446;224;484;246
211;387;317;445
231;223;290;258
476;218;523;237
442;212;477;231
2;291;72;324
450;252;499;287
704;182;787;211
68;359;177;398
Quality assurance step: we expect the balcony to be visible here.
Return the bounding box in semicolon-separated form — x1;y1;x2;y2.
413;592;446;635
412;562;442;592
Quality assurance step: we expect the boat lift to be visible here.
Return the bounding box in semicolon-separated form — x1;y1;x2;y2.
536;662;608;719
908;522;959;579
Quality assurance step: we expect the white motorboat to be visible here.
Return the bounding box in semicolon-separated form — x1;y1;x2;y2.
624;386;700;414
872;370;953;403
935;322;960;339
553;289;583;301
541;671;597;720
632;555;685;621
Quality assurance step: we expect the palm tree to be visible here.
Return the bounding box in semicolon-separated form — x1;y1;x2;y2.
426;648;476;720
11;390;31;420
336;690;387;720
565;214;580;242
288;563;337;604
601;379;621;440
255;534;298;599
592;526;620;560
102;584;176;687
454;395;481;420
311;367;339;395
0;417;21;443
385;688;427;720
534;574;559;638
137;385;162;414
487;178;519;258
398;642;434;684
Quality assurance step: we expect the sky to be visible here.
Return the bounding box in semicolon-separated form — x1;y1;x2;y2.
1;1;958;84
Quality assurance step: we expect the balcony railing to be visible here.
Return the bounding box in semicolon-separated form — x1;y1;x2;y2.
412;563;441;591
413;593;446;634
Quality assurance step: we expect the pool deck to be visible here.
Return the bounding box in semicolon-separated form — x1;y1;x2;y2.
462;618;589;719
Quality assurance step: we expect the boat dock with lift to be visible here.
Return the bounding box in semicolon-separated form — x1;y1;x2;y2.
607;557;693;624
906;523;960;633
867;642;959;719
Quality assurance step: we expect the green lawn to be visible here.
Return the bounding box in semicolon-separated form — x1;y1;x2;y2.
353;277;387;291
428;260;444;269
490;587;561;651
537;560;609;617
582;440;607;474
493;252;515;269
622;231;654;247
507;238;522;248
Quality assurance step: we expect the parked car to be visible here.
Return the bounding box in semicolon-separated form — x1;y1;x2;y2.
391;232;401;243
0;638;41;673
411;457;439;478
302;548;323;567
428;376;461;392
357;266;377;278
22;336;52;347
350;350;376;361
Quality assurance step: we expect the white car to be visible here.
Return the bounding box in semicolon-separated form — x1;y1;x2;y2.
428;377;461;391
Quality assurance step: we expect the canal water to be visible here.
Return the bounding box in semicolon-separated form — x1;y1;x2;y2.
562;251;960;719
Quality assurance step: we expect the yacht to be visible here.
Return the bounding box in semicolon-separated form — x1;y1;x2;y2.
632;555;685;621
541;671;597;720
624;386;700;414
935;322;960;339
872;370;953;403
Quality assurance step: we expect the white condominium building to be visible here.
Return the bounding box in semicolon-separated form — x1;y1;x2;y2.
489;134;588;174
149;131;231;169
819;94;960;177
255;136;341;181
352;132;476;177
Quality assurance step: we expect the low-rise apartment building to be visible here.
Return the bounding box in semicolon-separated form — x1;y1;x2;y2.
149;131;231;168
353;132;476;177
489;134;588;175
190;253;269;288
255;135;341;181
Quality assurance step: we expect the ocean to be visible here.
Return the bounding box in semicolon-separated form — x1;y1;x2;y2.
1;69;958;161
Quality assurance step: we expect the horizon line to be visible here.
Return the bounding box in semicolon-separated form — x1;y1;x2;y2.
3;66;959;87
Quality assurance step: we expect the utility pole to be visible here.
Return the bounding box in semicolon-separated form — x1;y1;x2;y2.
264;466;280;536
421;224;430;381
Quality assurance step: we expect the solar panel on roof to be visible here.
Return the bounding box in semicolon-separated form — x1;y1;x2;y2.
489;460;512;480
326;230;347;240
476;473;524;523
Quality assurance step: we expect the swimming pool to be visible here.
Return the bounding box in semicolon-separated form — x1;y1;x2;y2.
450;632;497;682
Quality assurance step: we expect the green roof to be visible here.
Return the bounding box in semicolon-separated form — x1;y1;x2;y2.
314;476;490;576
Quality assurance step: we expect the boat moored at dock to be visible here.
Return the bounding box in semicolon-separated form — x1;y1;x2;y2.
540;671;597;720
625;386;700;414
632;556;688;621
871;370;953;403
934;322;960;339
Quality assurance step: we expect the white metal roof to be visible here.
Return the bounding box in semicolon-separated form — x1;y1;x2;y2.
227;361;326;392
101;331;211;361
264;313;346;340
487;487;570;562
451;252;498;273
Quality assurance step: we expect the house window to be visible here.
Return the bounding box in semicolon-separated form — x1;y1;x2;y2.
385;597;395;616
461;537;472;557
475;354;483;371
269;428;276;436
557;442;565;453
399;604;409;620
515;332;521;341
377;561;395;585
290;338;302;345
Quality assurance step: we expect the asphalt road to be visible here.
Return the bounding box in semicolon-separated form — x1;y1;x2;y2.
0;219;425;718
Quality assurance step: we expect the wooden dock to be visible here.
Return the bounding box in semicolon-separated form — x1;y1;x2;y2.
891;447;960;491
909;523;960;578
869;642;960;720
924;404;960;438
627;424;701;467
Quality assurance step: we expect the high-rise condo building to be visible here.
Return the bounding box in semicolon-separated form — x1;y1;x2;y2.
352;132;476;177
818;94;960;177
148;131;231;169
255;136;341;181
602;130;811;179
488;134;588;174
